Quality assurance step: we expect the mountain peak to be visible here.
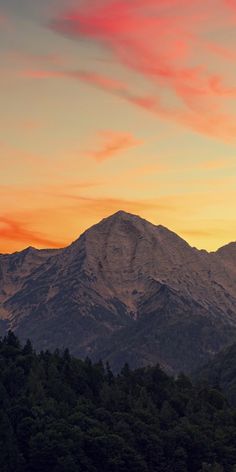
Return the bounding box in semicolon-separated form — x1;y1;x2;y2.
101;210;148;224
68;210;192;258
92;211;190;247
81;210;156;238
1;211;236;375
109;210;132;218
21;246;37;254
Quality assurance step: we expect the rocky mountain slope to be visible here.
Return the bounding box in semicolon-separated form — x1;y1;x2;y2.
0;211;236;373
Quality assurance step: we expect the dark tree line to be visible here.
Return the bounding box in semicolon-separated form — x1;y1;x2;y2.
1;331;236;471
196;342;236;407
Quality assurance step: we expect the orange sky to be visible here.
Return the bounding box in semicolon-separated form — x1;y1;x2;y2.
0;0;236;253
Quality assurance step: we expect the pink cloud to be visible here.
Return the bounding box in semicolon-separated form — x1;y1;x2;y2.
85;130;142;162
207;42;236;62
0;14;7;26
20;65;236;141
224;0;236;11
20;68;128;92
65;70;128;92
20;69;61;79
47;0;236;141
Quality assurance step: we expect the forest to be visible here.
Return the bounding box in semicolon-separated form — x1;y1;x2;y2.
1;332;236;472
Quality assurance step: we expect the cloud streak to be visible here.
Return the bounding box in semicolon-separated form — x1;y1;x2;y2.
22;65;236;142
0;216;63;248
46;0;236;141
85;130;142;162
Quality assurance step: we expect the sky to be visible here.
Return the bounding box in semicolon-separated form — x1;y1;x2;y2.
0;0;236;253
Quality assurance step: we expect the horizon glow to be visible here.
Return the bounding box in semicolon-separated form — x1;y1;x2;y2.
0;0;236;252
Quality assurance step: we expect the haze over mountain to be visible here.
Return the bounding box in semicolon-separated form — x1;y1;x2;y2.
0;211;236;374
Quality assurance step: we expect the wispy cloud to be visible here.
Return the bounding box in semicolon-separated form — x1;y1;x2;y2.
20;68;128;92
0;13;7;27
17;63;236;141
0;216;63;248
45;0;236;141
85;130;142;162
198;158;235;170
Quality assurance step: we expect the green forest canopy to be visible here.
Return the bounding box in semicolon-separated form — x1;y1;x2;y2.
1;332;236;472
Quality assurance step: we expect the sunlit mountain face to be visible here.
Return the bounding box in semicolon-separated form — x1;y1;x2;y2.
0;0;236;253
1;211;236;373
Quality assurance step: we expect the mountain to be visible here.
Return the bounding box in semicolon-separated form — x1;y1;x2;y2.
0;210;236;373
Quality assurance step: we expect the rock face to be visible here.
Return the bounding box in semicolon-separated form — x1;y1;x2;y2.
0;211;236;373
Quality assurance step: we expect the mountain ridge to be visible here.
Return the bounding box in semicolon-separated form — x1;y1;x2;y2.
2;210;234;256
0;210;236;373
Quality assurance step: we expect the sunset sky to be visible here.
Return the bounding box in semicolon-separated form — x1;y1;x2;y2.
1;0;236;253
